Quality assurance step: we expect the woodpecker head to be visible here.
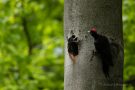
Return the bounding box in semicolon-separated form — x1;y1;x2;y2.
88;27;98;39
90;27;97;33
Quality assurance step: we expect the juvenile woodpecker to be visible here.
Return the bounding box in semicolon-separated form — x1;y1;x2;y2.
67;35;79;63
89;27;113;78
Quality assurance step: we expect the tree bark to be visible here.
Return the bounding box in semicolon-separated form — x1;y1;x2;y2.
64;0;123;90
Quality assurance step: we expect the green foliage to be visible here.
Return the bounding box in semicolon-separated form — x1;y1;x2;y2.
123;0;135;90
0;0;134;90
0;0;64;90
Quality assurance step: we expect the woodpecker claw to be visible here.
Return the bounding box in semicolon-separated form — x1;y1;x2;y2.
90;50;96;61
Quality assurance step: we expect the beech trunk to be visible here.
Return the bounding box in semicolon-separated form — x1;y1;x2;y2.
64;0;123;90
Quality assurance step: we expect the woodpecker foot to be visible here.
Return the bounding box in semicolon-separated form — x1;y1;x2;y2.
90;50;96;61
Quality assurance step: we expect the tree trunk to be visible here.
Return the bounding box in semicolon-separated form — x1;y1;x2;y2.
64;0;123;90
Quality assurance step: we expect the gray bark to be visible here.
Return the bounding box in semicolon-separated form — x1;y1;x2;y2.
64;0;123;90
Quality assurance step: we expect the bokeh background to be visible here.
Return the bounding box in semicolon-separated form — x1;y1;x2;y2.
0;0;134;90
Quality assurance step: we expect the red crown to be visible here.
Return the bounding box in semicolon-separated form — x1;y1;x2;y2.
91;27;96;32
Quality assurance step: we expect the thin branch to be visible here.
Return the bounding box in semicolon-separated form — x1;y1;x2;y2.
22;17;33;55
125;78;135;87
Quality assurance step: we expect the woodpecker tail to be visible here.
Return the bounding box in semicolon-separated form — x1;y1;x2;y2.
102;61;110;78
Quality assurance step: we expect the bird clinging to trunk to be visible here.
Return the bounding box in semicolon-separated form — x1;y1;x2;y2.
88;27;113;78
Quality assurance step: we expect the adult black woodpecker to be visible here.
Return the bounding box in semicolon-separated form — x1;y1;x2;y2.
89;27;113;78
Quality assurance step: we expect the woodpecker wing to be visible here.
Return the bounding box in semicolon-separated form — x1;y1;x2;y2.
94;35;113;78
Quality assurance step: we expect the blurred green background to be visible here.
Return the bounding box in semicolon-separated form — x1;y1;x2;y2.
0;0;134;90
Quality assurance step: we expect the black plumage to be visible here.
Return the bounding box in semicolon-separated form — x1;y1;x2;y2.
67;35;79;56
90;28;113;78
